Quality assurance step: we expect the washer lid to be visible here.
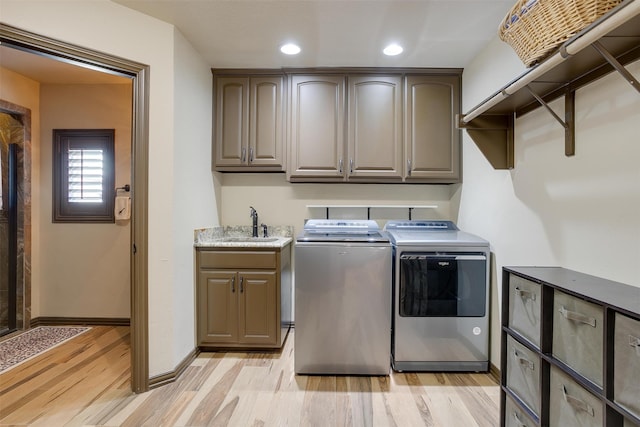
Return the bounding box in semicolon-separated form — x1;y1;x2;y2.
299;219;389;242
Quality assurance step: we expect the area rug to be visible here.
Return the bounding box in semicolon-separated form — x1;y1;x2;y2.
0;326;91;373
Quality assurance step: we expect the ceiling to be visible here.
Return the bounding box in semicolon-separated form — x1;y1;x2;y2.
0;0;515;84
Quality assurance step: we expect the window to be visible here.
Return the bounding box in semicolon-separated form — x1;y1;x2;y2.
53;129;115;223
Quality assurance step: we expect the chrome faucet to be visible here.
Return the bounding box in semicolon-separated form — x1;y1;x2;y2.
249;206;258;237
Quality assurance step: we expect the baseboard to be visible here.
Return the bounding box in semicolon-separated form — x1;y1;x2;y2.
489;362;501;383
30;317;131;327
149;347;200;390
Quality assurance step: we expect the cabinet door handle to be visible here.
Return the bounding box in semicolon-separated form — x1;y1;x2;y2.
629;335;640;356
512;412;528;427
349;159;354;174
231;276;235;293
561;385;595;417
558;306;596;327
515;287;536;301
241;147;247;163
339;159;343;174
407;159;412;176
249;147;254;163
513;349;535;371
239;276;244;293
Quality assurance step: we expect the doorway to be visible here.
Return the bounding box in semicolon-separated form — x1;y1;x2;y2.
0;23;150;392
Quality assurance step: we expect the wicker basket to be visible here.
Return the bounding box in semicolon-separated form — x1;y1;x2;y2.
498;0;622;67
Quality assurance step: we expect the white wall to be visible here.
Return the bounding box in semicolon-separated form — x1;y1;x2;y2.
220;174;454;234
1;0;218;377
171;29;217;367
38;83;132;318
459;38;640;367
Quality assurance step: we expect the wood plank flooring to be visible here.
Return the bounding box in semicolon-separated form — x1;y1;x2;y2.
0;326;500;426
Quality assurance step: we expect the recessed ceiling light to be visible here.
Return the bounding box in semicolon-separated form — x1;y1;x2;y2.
280;43;301;55
383;44;403;56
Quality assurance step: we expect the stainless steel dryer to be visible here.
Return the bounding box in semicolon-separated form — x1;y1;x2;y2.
384;220;490;372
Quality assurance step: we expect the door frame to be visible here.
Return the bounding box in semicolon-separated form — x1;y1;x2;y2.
0;23;150;392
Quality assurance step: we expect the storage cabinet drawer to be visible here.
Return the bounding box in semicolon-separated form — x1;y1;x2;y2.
508;274;542;348
505;393;538;427
199;250;277;269
614;313;640;419
506;335;541;416
552;290;603;387
625;417;640;427
549;366;603;427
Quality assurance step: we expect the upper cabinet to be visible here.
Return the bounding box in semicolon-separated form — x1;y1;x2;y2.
287;70;461;183
405;75;460;182
287;74;404;182
213;72;284;171
348;75;403;181
213;68;462;183
287;74;346;180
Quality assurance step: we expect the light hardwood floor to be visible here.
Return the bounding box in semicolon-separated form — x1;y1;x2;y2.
0;326;500;426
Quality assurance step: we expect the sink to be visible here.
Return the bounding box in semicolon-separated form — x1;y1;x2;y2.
219;237;279;243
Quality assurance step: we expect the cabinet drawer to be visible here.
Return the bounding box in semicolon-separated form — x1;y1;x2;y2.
625;417;640;427
614;313;640;419
549;366;603;427
199;250;276;269
506;335;541;416
508;274;542;348
505;394;538;427
552;290;603;387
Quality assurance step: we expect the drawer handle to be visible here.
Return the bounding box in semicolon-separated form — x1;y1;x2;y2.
629;335;640;356
515;287;536;301
512;411;528;427
513;349;535;370
241;147;247;163
240;276;244;293
559;306;596;328
561;385;595;417
231;276;235;293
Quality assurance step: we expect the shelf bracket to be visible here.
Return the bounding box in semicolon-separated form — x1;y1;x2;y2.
591;40;640;94
525;85;575;157
458;113;514;170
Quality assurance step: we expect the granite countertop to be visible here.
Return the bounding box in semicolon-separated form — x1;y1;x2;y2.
194;225;294;248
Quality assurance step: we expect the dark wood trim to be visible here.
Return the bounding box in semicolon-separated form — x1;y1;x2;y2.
148;347;200;390
1;23;150;393
30;317;131;327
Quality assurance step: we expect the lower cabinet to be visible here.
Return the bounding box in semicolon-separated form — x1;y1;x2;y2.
196;246;291;349
502;267;640;427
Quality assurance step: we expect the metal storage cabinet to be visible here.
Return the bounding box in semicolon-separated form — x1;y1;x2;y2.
501;267;640;427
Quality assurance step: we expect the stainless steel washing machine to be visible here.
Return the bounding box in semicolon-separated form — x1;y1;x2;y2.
384;220;490;372
295;219;392;375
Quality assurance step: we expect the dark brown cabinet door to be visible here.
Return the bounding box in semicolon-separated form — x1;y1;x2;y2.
238;271;278;345
404;75;460;182
348;75;403;180
198;270;238;344
214;75;284;170
288;75;346;180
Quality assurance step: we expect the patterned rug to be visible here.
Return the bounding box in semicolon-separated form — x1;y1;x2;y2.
0;326;91;373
